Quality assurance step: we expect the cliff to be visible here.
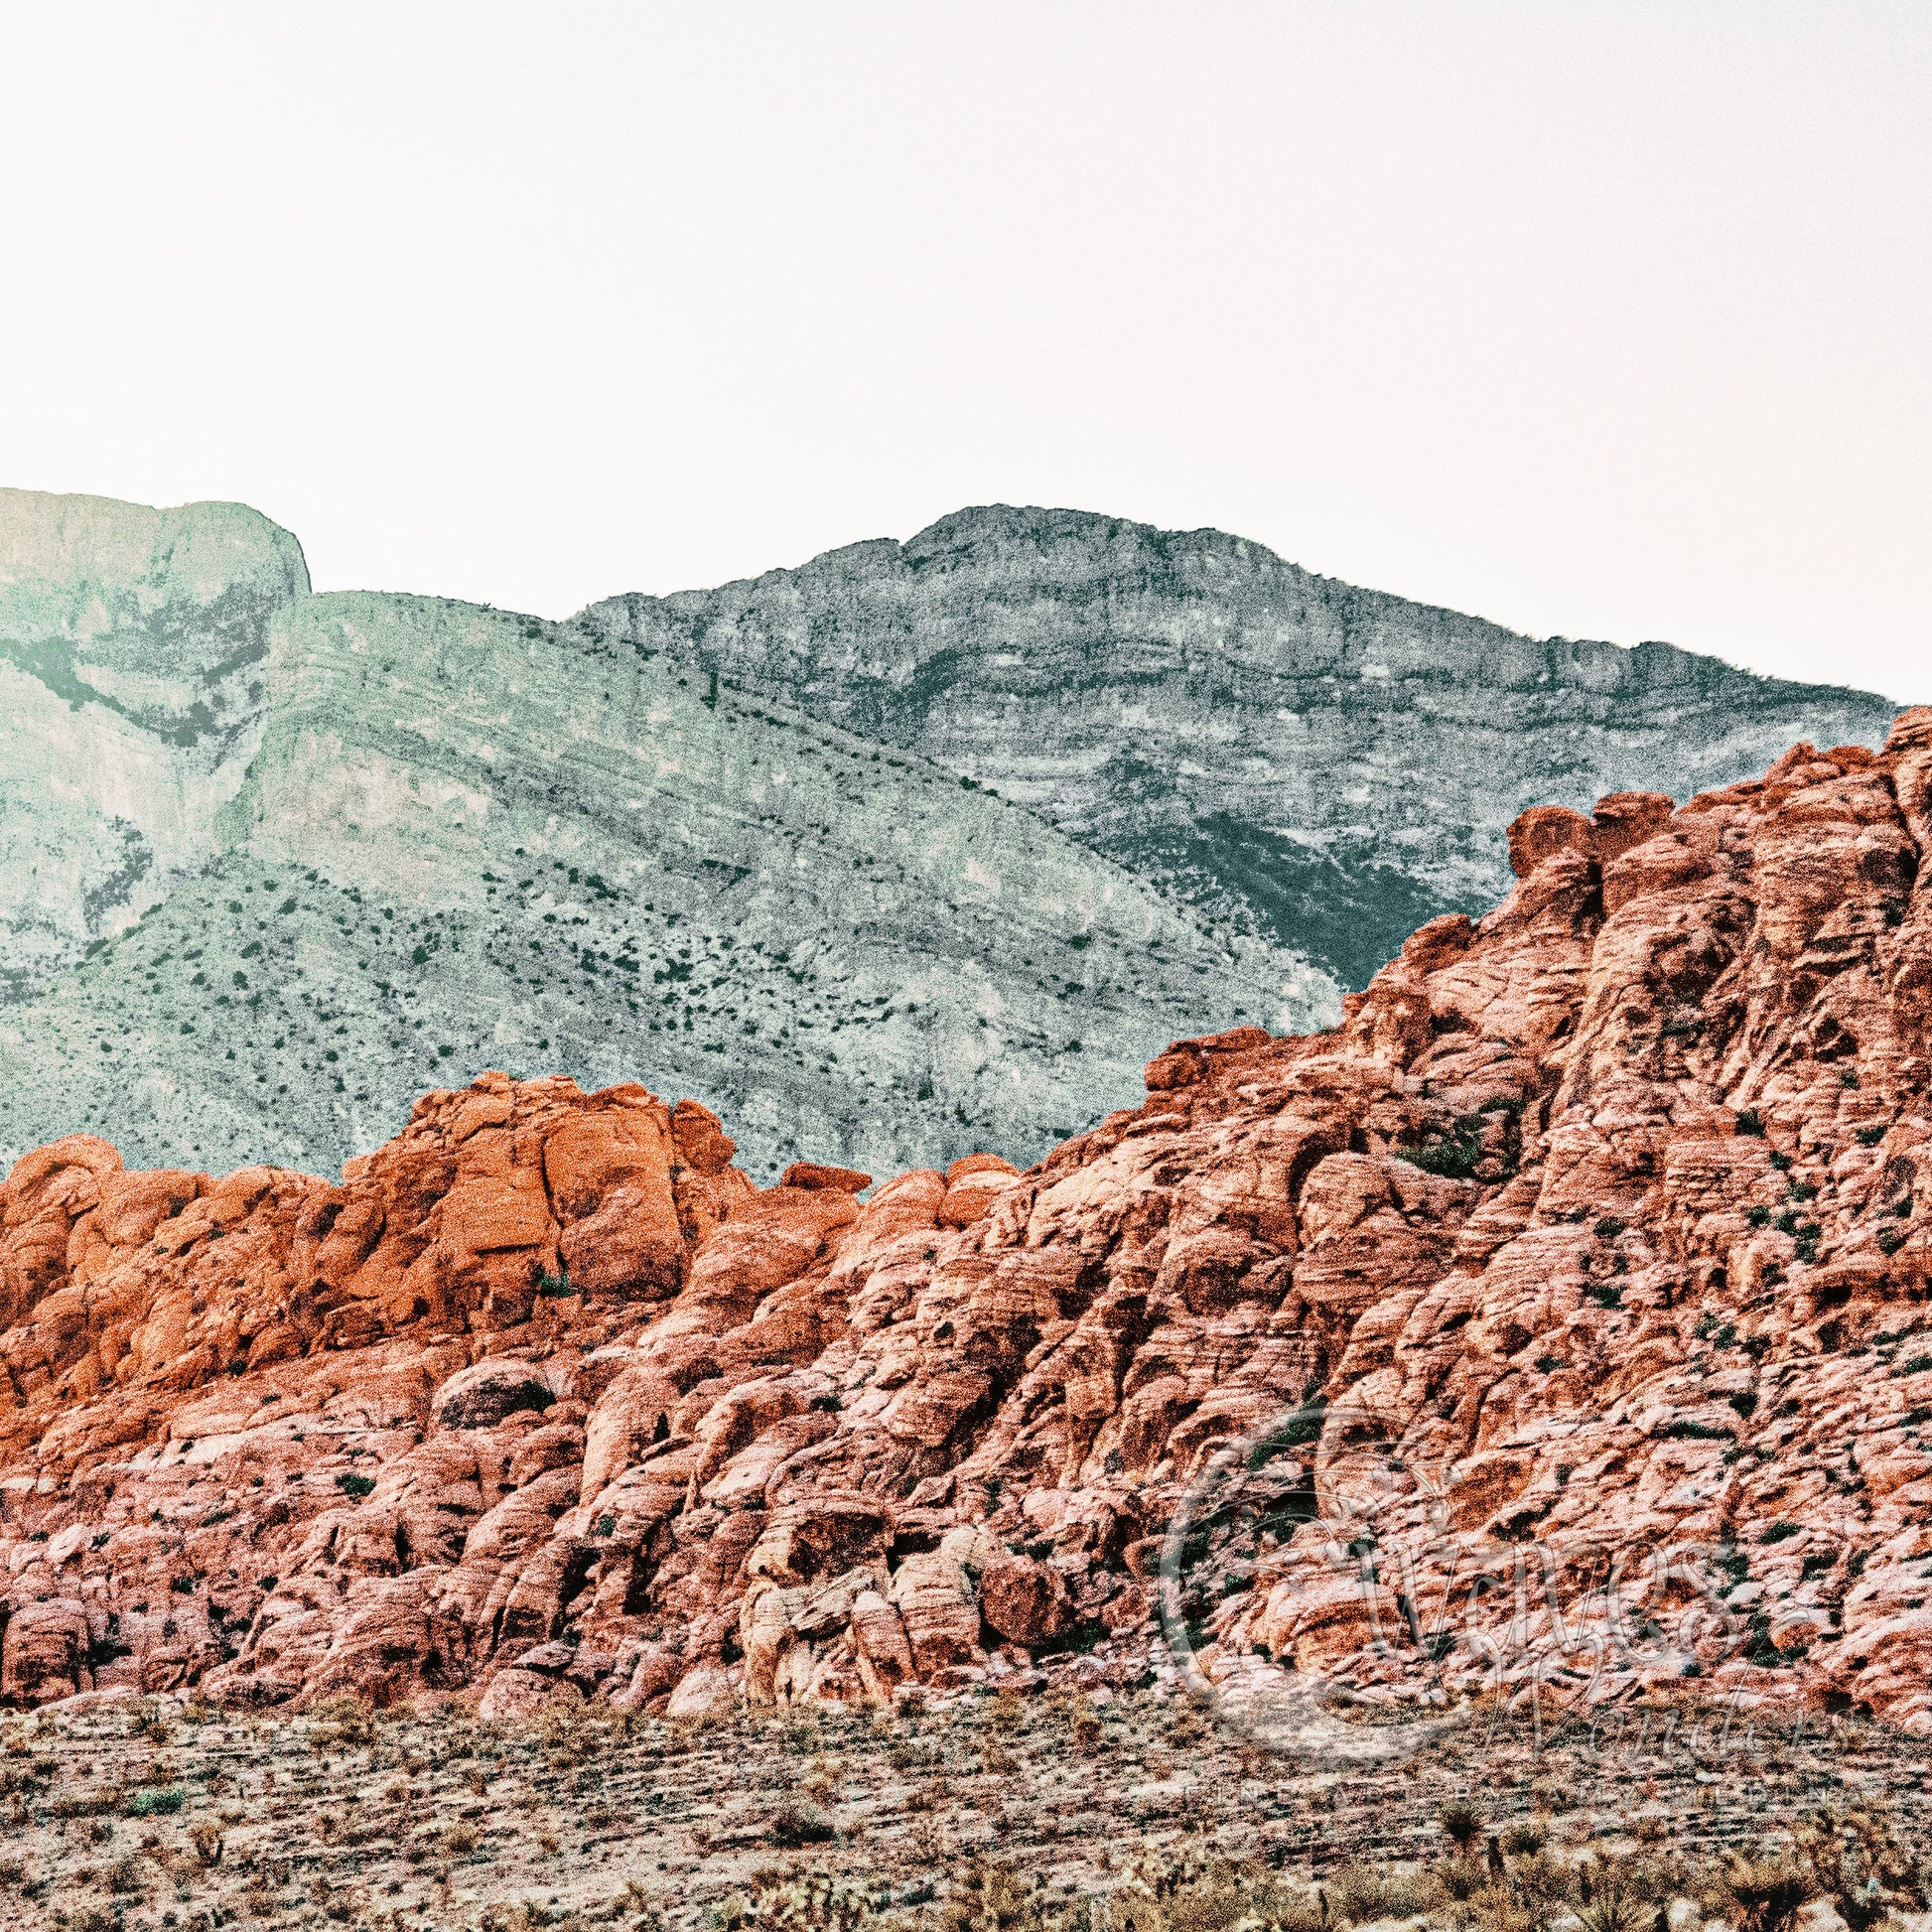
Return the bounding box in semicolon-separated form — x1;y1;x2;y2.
0;487;309;997
0;590;1329;1181
1;718;1929;1731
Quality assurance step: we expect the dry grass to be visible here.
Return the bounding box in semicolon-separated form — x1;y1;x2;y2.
0;1692;1920;1930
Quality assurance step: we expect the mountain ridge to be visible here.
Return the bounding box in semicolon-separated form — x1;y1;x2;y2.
0;486;310;998
0;483;1902;1185
581;501;1899;987
0;583;1327;1181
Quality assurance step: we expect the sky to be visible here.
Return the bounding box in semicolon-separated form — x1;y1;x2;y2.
1;3;1926;698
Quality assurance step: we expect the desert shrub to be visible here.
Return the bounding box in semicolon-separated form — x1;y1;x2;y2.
307;1694;374;1747
1325;1863;1419;1925
1428;1860;1484;1906
1659;1418;1733;1442
1473;1886;1563;1932
1161;1858;1309;1932
1511;1852;1575;1903
939;1862;1069;1932
1164;1701;1209;1745
1795;1803;1929;1930
1705;1856;1819;1932
130;1784;185;1817
1503;1822;1548;1857
1441;1800;1487;1854
768;1794;835;1847
723;1872;894;1932
1576;1888;1646;1932
1069;1701;1106;1753
1248;1410;1324;1468
1397;1125;1484;1178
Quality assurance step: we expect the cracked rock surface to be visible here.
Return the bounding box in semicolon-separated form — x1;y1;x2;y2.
3;720;1932;1733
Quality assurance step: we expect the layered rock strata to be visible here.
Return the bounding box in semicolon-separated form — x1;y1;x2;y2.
4;488;1899;1186
0;589;1330;1182
1;721;1931;1730
0;487;310;995
581;505;1899;987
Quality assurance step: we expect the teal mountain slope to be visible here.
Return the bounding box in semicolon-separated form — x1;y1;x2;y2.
0;591;1332;1179
0;487;310;998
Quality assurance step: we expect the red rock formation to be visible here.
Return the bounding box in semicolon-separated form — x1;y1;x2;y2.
3;719;1932;1730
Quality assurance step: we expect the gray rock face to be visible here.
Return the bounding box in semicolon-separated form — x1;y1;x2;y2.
580;505;1900;988
0;591;1331;1180
0;488;310;997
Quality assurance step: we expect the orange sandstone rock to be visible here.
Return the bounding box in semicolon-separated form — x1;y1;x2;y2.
3;717;1932;1727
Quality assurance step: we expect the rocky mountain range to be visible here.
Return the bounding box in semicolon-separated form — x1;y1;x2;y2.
0;486;1901;1185
581;506;1900;988
0;491;1324;1184
1;719;1928;1733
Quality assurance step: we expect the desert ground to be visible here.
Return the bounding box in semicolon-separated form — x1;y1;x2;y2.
3;1683;1926;1932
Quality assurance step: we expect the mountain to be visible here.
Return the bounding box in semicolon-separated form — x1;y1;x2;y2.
0;587;1327;1181
0;486;310;997
581;505;1900;988
1;718;1927;1728
1;486;1903;1184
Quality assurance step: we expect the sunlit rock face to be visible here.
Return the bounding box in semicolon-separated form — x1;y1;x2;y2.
5;718;1932;1729
0;487;311;997
582;504;1898;989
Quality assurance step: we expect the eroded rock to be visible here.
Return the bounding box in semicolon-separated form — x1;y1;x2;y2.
3;719;1932;1725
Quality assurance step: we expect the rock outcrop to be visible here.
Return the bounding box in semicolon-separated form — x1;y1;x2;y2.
0;487;310;998
581;505;1899;988
4;719;1931;1728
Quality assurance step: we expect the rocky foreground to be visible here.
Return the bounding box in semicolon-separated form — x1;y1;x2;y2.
2;718;1932;1739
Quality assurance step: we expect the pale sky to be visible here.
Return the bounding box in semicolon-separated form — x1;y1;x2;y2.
2;3;1926;698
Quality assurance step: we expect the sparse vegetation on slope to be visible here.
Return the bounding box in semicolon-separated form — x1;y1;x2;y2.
0;591;1332;1178
579;504;1898;989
